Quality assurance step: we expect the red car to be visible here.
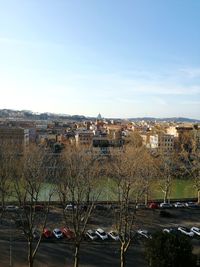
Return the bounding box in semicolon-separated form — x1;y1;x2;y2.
43;228;52;238
61;227;75;239
148;202;159;209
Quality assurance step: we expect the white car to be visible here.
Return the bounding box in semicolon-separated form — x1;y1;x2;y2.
5;205;19;212
95;228;108;240
86;230;98;240
53;228;63;239
178;227;194;237
65;204;77;211
108;231;119;241
160;203;172;208
191;227;200;236
174;202;185;208
137;229;152;239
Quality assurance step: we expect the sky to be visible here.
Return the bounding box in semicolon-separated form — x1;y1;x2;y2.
0;0;200;119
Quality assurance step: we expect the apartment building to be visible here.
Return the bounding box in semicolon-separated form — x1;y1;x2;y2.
75;131;94;146
146;133;174;153
158;134;174;153
0;127;29;152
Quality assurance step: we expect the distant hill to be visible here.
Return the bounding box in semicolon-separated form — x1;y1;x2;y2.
129;117;200;123
0;109;199;123
0;109;91;121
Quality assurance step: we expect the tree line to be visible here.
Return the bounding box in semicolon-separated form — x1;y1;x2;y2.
0;141;200;267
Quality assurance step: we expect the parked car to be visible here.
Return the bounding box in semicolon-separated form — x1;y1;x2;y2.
65;204;77;211
15;219;28;228
137;229;152;239
95;205;108;211
81;205;88;211
33;229;40;240
34;205;44;212
108;231;119;241
160;203;173;208
43;228;52;238
185;202;198;208
53;228;63;239
61;227;75;239
21;205;32;212
174;202;185;208
136;203;146;209
148;202;159;209
178;226;194;237
191;227;200;236
5;205;19;212
110;204;119;210
163;228;179;235
86;229;98;240
95;228;108;240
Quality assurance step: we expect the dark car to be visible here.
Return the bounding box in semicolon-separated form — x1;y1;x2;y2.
15;219;29;228
33;229;40;240
163;228;180;235
22;205;32;212
95;205;108;211
34;205;44;212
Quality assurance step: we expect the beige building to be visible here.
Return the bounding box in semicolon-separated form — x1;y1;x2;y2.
166;126;178;137
75;131;94;146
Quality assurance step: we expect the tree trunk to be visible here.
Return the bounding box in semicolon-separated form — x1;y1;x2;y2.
198;190;200;204
120;243;126;267
74;243;80;267
163;191;167;203
164;187;169;203
1;193;5;209
144;192;148;206
28;241;34;267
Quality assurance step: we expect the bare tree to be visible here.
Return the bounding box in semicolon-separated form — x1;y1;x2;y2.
13;146;53;267
125;132;143;148
157;153;176;203
111;147;141;267
135;149;158;205
179;149;200;203
57;146;100;267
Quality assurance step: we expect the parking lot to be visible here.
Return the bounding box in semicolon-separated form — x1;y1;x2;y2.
1;204;200;266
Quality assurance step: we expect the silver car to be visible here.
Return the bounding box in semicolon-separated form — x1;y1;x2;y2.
191;227;200;236
178;227;194;237
95;228;108;240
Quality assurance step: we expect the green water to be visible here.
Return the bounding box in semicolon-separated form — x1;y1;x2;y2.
30;179;197;202
152;179;195;200
96;178;196;201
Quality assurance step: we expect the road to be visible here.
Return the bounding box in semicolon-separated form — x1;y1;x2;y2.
0;239;147;267
1;207;200;266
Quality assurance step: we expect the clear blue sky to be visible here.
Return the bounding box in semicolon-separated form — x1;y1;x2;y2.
0;0;200;119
